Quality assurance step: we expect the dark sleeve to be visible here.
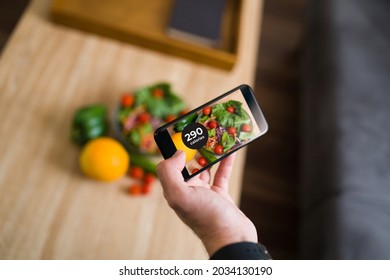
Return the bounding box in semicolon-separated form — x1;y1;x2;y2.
209;242;272;260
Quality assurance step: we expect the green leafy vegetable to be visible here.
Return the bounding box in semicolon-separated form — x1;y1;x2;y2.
198;99;255;155
117;82;188;155
239;131;253;141
225;100;242;113
127;123;153;147
118;107;133;122
199;114;209;123
221;132;235;152
133;83;185;118
208;128;216;138
128;129;141;146
209;100;250;132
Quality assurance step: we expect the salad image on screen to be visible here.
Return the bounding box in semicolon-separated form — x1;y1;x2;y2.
197;100;253;155
167;89;262;176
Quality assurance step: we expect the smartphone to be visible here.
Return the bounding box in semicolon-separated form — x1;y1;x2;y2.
154;84;268;181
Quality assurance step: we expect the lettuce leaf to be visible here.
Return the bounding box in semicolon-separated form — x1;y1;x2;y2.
133;83;185;118
239;131;253;141
221;131;235;152
208;128;216;138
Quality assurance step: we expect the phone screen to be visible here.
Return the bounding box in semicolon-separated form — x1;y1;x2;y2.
154;85;267;180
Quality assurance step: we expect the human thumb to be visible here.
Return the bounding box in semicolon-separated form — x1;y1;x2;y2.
168;150;186;170
157;150;186;183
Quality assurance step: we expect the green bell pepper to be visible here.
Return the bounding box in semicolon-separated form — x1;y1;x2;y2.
71;104;108;146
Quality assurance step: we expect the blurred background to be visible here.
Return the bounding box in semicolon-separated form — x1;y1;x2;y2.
1;0;389;260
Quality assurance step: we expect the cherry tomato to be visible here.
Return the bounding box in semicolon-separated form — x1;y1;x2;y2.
227;127;236;136
203;106;212;116
142;184;152;194
129;184;142;195
208;120;218;129
241;124;252;132
227;106;235;113
144;173;155;185
152;88;164;98
165;115;176;122
197;157;207;166
121;94;134;107
130;166;144;179
138;112;150;123
214;144;224;155
192;168;200;174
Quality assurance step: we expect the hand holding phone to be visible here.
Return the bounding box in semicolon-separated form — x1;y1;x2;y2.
156;150;258;256
154;84;268;181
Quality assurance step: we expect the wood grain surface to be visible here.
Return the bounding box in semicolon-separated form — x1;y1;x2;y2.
50;0;241;70
0;0;263;259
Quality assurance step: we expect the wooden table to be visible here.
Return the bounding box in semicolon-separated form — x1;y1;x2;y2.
0;0;263;259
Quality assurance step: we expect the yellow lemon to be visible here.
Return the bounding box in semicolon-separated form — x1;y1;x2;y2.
79;137;129;181
171;132;197;162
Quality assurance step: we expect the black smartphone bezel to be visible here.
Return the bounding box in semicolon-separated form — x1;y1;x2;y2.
154;84;268;181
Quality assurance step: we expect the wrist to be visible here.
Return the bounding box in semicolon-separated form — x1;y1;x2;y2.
201;225;258;256
210;242;272;260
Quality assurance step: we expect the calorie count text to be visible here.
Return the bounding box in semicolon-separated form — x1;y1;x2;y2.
183;127;204;142
181;122;208;149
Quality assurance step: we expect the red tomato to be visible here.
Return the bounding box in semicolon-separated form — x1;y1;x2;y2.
208;121;218;129
130;166;144;179
138;112;150;123
197;157;207;166
144;173;155;185
214;144;224;155
192;168;200;174
227;106;235;113
152;88;164;98
203;106;212;116
241;124;252;132
227;126;236;136
121;94;134;107
165;115;176;122
129;184;142;195
142;184;152;194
